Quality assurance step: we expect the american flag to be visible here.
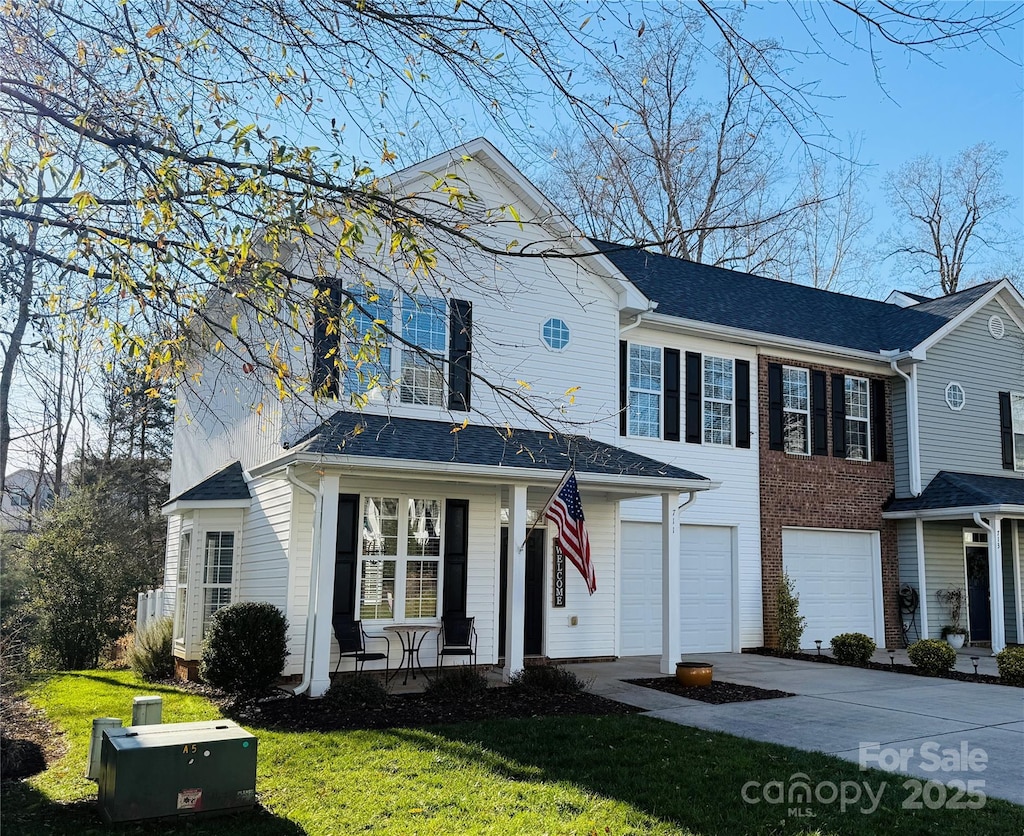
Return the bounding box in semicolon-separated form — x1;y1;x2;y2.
544;471;596;595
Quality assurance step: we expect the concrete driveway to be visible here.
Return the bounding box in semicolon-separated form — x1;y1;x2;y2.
566;653;1024;806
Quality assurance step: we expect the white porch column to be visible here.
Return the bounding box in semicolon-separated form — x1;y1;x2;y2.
915;518;929;640
310;475;339;697
660;493;681;675
1013;521;1023;646
988;516;1006;655
503;483;528;683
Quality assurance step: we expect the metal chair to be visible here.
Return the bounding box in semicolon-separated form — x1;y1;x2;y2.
436;615;477;673
333;616;390;677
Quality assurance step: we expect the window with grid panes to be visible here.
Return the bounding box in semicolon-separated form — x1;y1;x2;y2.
845;376;871;460
400;295;446;406
627;344;662;438
782;367;810;454
703;356;734;445
201;531;234;636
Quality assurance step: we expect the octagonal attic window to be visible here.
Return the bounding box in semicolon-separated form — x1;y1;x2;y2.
542;318;570;351
945;382;965;411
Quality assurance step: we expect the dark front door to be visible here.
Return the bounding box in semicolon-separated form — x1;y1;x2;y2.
965;547;991;642
499;527;545;657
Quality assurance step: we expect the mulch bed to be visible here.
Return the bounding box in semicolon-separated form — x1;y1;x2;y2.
624;678;794;704
743;647;1020;687
0;691;66;782
231;687;640;732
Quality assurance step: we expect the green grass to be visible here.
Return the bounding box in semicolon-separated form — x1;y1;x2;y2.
5;671;1023;835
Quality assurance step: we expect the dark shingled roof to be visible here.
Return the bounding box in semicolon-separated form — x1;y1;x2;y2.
593;240;996;353
885;471;1024;513
168;461;250;503
292;412;709;482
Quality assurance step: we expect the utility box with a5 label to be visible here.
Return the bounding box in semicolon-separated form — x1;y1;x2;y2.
97;720;257;823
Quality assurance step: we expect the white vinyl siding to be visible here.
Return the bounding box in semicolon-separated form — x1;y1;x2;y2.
703;356;734;446
783;366;810;455
627;344;662;439
845;376;871;461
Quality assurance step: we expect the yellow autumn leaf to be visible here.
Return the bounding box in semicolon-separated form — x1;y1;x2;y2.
146;24;164;38
516;379;532;390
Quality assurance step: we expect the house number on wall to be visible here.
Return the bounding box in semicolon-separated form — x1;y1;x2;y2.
553;540;566;608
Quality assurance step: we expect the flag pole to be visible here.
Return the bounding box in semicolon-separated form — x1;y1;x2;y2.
519;468;573;552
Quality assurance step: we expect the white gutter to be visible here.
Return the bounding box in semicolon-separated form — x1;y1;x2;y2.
285;465;322;696
619;304;654;337
883;504;1024;521
887;352;922;496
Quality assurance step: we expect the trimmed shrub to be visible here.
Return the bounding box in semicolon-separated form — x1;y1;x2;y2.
129;617;174;681
907;639;957;674
425;666;489;701
325;674;389;708
776;571;807;653
830;632;876;665
199;602;288;700
995;646;1024;687
508;664;588;694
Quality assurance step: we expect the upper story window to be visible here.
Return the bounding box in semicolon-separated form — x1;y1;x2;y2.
844;376;871;461
627;344;662;438
400;295;447;406
782;366;810;455
703;356;734;445
359;495;441;620
344;287;394;400
1015;394;1024;471
542;318;570;351
1004;392;1024;471
944;382;966;411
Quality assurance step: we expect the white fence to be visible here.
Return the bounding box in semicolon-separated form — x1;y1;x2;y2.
135;588;165;641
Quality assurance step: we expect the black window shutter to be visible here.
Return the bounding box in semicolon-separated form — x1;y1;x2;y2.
313;279;340;398
619;341;628;436
768;363;784;451
443;499;469;618
999;391;1015;469
832;374;847;458
811;370;828;456
871;379;888;462
735;359;751;448
664;348;681;442
333;494;360;620
448;300;472;411
685;351;702;444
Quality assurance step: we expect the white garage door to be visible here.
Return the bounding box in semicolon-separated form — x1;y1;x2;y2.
620;522;734;655
782;528;884;646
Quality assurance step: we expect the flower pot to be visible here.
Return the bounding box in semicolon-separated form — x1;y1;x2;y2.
676;661;714;687
946;633;966;649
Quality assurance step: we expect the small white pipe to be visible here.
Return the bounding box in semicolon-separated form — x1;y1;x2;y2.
285;465;322;696
889;357;922;496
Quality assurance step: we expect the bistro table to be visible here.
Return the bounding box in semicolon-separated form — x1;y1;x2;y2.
383;624;440;685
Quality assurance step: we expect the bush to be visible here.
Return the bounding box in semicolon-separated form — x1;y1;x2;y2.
425;666;489;701
129;617;174;680
508;664;588;694
199;602;288;700
995;646;1024;686
325;673;389;707
907;639;957;674
830;632;877;665
776;572;806;653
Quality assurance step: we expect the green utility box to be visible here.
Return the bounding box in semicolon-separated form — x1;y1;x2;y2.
97;720;257;823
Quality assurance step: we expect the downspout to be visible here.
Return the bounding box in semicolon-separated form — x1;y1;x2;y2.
286;465;322;696
619;304;654;337
677;491;697;512
888;356;922;496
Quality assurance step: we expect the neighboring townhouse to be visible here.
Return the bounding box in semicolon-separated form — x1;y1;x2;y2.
1;468;55;533
161;139;1023;697
883;284;1024;653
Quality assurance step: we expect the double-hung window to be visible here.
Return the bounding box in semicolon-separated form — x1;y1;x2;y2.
627;344;662;438
703;356;734;445
845;376;871;461
344;287;394;400
174;530;192;643
400;295;447;406
359;495;441;620
201;532;235;636
782;367;810;455
1012;392;1024;471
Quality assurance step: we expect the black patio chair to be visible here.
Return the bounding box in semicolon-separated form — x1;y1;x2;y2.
436;615;477;673
333;616;390;677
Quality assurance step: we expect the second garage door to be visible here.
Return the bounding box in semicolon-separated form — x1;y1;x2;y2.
619;522;735;655
781;528;884;647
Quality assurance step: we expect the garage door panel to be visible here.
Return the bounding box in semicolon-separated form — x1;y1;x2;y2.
782;528;882;647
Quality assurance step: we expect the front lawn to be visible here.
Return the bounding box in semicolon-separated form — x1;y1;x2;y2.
4;671;1022;835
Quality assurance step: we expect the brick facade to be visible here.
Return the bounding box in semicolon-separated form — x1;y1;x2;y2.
758;356;901;648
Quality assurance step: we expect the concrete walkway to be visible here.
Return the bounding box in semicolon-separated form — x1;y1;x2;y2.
566;653;1024;806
